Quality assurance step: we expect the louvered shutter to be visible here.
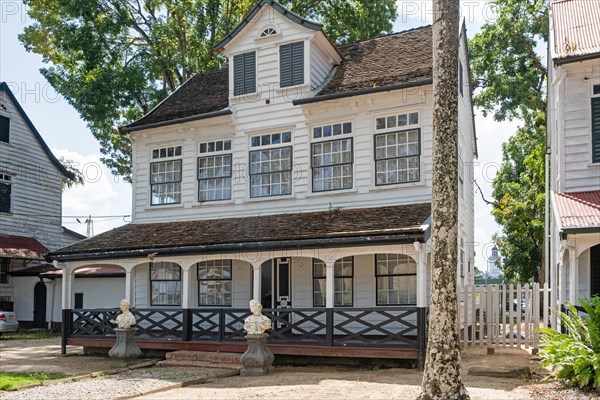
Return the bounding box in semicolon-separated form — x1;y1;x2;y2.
233;52;255;96
592;97;600;163
280;41;304;87
591;245;600;297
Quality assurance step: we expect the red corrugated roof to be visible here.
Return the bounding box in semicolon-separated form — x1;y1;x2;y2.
554;190;600;230
0;235;49;260
552;0;600;60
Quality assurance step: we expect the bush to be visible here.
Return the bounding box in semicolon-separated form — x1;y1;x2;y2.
539;297;600;391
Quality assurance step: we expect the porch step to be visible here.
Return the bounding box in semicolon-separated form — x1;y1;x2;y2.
160;350;242;370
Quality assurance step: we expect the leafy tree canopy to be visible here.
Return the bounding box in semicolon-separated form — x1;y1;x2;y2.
20;0;397;180
469;0;548;282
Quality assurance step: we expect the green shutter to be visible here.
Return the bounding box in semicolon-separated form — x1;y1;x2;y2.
592;97;600;163
280;41;304;88
0;115;9;143
233;52;255;96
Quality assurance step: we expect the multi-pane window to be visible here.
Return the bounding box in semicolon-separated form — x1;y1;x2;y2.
374;112;420;186
233;51;256;96
459;61;464;97
150;262;181;306
0;173;11;214
592;84;600;163
280;41;304;88
261;27;277;37
312;122;353;192
458;151;464;198
460;237;465;278
151;145;182;205
249;132;293;197
376;254;417;305
313;257;353;307
0;258;9;284
197;260;232;306
198;140;232;202
0;115;9;143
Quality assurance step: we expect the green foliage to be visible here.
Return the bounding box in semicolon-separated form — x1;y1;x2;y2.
491;110;545;282
19;0;396;180
58;156;85;190
539;297;600;391
0;372;68;391
468;0;548;121
0;330;58;340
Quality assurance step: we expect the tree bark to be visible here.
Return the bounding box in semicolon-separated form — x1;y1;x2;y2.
418;0;469;399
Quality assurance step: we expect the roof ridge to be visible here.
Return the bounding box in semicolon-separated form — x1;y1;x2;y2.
559;190;600;210
338;25;432;49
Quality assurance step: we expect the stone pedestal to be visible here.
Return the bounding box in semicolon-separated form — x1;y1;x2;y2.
240;333;274;376
108;328;141;359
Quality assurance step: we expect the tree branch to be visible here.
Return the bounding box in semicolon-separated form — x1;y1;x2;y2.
474;179;499;207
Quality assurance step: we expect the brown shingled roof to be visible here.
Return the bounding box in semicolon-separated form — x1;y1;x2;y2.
126;69;229;129
46;203;431;261
317;26;432;96
125;26;433;130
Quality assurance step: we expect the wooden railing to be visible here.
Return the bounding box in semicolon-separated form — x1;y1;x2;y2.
67;306;423;349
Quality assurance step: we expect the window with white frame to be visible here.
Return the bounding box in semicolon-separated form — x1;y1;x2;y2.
150;145;182;205
197;260;232;306
592;84;600;163
376;254;417;305
0;258;9;284
0;173;11;214
313;257;353;307
374;112;420;185
0;115;9;143
198;140;232;201
280;41;304;88
150;262;181;306
249;131;292;197
458;150;464;198
312;122;353;192
459;237;465;278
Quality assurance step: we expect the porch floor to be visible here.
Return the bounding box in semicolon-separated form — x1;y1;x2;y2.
68;338;419;360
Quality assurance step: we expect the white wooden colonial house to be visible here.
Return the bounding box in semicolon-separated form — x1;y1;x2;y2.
46;0;477;366
0;81;87;328
547;0;600;316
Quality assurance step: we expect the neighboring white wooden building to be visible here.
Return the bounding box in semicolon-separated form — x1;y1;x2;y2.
547;0;600;314
0;81;85;327
47;0;477;364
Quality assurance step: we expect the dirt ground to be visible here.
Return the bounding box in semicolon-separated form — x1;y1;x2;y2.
1;338;597;399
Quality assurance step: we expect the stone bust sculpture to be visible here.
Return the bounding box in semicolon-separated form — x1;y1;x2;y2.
115;299;136;329
244;300;271;335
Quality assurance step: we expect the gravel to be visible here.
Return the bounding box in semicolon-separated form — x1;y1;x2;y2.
0;367;232;400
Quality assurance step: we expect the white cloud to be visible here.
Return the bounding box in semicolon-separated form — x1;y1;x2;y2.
53;149;132;237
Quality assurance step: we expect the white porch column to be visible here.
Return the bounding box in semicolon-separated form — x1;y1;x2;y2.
559;246;567;308
325;261;335;308
252;263;261;301
125;270;133;305
414;242;427;307
58;261;73;310
568;245;577;304
181;266;192;309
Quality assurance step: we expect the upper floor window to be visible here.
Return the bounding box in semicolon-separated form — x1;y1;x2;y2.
0;115;9;143
233;51;256;96
280;41;304;88
249;131;293;198
198;140;232;202
150;145;182;205
374;112;420;186
592;84;600;163
376;254;416;305
312;122;353;192
260;27;277;37
0;258;9;284
0;173;11;214
459;61;464;97
150;262;181;306
197;260;232;306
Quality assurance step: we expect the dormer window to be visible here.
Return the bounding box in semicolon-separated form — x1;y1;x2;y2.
233;51;256;96
280;41;304;88
261;27;277;37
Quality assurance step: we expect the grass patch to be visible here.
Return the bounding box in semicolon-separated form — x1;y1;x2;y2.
0;372;69;391
0;331;58;340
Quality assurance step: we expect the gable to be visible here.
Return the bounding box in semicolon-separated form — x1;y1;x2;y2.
0;82;73;179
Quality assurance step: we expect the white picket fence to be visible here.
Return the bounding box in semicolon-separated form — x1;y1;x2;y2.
457;283;551;350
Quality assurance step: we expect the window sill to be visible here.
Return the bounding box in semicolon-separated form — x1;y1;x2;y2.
275;83;309;93
243;194;296;203
192;199;235;208
144;203;185;211
369;181;427;191
587;162;600;168
305;188;358;198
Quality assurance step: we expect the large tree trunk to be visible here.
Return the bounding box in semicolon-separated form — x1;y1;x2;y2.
418;0;468;399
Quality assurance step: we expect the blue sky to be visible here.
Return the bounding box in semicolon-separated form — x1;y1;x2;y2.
0;0;527;271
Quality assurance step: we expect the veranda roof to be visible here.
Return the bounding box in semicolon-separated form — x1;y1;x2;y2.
554;190;600;233
46;203;431;261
